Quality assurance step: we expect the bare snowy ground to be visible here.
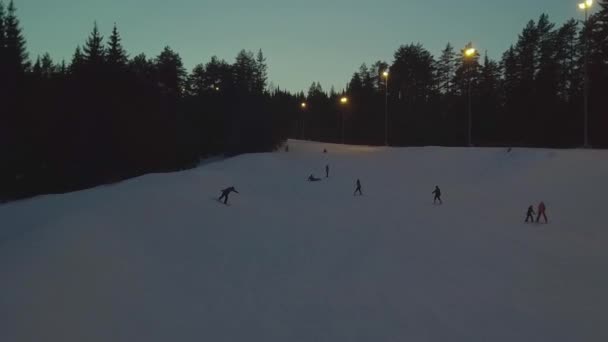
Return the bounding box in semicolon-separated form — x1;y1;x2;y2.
1;140;607;342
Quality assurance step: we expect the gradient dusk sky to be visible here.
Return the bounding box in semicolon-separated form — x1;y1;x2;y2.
15;0;589;93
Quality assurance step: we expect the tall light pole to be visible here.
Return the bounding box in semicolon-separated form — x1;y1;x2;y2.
340;96;348;144
383;70;389;146
300;102;307;140
579;0;593;148
464;46;477;147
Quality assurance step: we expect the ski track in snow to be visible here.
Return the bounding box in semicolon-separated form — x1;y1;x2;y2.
1;140;607;342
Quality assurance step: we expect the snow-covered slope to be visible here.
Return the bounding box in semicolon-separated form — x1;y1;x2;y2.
1;140;607;342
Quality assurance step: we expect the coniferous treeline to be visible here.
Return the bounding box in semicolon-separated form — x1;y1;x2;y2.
1;0;608;201
297;7;608;149
0;1;296;201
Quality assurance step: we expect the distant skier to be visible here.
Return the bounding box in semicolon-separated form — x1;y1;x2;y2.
432;186;442;204
525;205;535;223
308;174;321;182
536;201;548;223
325;164;330;178
354;179;363;196
323;148;328;154
218;186;239;205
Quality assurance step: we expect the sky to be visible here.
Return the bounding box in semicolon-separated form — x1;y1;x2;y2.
14;0;589;93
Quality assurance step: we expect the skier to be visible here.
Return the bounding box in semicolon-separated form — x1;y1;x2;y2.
218;186;239;205
308;174;321;182
525;205;535;223
354;179;363;196
323;148;328;154
536;201;548;223
325;164;330;178
432;186;442;204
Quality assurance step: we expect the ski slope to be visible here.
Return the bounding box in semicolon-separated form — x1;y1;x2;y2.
1;140;607;342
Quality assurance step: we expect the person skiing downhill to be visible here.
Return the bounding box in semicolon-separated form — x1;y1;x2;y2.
354;179;363;196
325;165;330;178
432;186;442;204
536;201;548;223
218;186;239;204
525;205;535;223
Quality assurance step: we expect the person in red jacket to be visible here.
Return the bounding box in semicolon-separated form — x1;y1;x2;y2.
536;201;548;223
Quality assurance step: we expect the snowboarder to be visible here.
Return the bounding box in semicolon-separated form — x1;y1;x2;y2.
325;164;330;178
218;186;239;205
432;186;442;204
354;179;363;196
536;201;548;223
525;205;535;223
308;174;321;182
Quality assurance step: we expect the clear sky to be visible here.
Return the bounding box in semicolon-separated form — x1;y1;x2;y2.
15;0;587;93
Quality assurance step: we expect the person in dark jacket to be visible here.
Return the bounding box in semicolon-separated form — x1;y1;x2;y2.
308;174;321;182
432;186;442;204
354;179;363;196
325;164;330;178
525;205;535;223
219;186;239;204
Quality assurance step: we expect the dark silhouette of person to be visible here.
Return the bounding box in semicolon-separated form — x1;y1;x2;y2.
323;148;327;153
219;186;239;204
432;186;442;204
354;179;363;196
308;174;321;182
325;164;330;178
285;145;289;152
525;205;535;223
536;201;548;223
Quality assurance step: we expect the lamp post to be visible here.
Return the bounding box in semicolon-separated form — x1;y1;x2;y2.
464;46;476;147
300;102;307;140
383;71;389;146
579;0;593;148
340;96;348;144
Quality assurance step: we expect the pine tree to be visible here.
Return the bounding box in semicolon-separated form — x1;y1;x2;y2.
155;46;186;96
40;53;55;77
82;22;105;66
436;43;457;94
106;23;128;68
254;49;267;93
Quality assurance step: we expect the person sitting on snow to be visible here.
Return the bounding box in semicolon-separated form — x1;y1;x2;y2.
308;174;321;182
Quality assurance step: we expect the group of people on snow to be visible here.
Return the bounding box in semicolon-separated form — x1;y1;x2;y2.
525;202;548;223
219;145;549;224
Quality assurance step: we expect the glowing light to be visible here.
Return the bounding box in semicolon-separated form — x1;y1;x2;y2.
579;0;592;9
465;48;476;57
586;0;593;7
340;97;348;104
579;3;587;9
301;102;307;108
382;71;389;78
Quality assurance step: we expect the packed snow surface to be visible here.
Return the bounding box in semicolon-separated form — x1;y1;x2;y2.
1;140;608;342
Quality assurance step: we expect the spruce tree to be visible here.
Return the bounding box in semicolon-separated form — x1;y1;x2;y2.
254;49;267;93
4;0;28;73
107;23;128;68
82;22;105;66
